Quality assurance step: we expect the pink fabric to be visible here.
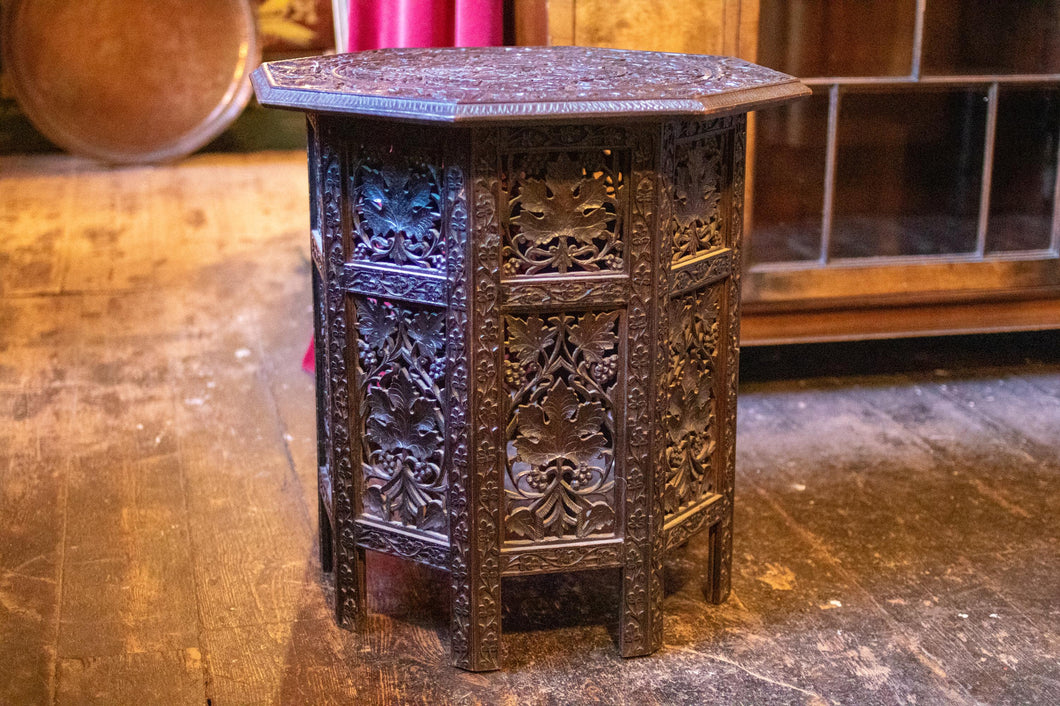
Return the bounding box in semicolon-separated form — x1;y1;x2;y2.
454;0;503;46
302;339;315;374
347;0;502;51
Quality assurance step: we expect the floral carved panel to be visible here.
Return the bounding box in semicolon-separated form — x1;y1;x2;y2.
503;311;621;541
355;296;448;534
502;149;627;276
350;162;445;270
663;283;722;516
671;132;725;264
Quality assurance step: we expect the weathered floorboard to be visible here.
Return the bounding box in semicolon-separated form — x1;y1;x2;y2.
1;152;1057;704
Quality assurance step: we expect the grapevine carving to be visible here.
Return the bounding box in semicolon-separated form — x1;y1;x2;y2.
300;107;759;670
316;120;366;629
344;264;447;305
671;249;732;295
503;150;625;275
502;276;628;309
355;296;448;534
663;285;722;516
501;542;623;575
620;128;660;655
356;522;450;569
504;311;620;541
455;126;504;671
445;160;474;668
672;133;724;263
351;163;444;270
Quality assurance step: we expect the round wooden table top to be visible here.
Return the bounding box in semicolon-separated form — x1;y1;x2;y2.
2;0;259;164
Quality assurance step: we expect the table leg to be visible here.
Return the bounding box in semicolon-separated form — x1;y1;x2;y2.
704;513;733;604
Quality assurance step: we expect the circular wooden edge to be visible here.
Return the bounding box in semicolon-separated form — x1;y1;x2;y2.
1;0;261;165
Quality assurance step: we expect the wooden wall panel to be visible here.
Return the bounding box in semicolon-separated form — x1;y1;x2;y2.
571;0;726;54
514;1;759;62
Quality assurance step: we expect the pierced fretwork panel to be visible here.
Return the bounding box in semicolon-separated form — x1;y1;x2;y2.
663;283;722;516
503;311;621;541
354;296;448;534
502;149;628;276
349;153;445;271
671;132;725;264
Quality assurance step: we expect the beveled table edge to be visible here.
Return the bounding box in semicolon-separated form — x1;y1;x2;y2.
251;65;810;124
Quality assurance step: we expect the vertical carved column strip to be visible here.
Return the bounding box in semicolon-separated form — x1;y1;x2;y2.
709;117;745;604
445;141;475;667
308;116;334;574
313;267;333;571
451;128;503;671
620;126;664;656
320;118;366;629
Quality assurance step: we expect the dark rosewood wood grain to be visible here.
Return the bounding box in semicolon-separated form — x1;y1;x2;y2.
256;47;807;671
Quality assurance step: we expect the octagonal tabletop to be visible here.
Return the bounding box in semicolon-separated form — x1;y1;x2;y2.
251;46;808;123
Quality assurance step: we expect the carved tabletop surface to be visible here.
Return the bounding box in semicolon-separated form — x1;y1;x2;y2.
252;46;806;123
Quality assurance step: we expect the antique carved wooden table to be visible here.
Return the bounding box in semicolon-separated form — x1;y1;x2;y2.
252;46;807;671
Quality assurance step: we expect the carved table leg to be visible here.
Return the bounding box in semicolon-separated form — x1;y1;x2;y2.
704;514;733;604
319;495;333;573
449;557;502;671
445;137;505;671
448;421;503;671
312;265;333;574
619;549;665;657
336;545;367;630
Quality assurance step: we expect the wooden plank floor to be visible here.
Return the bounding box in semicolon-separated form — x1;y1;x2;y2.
1;152;1058;705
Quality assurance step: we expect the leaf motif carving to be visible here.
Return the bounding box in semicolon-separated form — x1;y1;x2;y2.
407;309;445;356
356;295;447;534
366;373;439;460
577;502;615;539
504;311;619;541
357;297;397;350
568;311;620;364
671;134;724;263
506;506;542;540
352;164;443;269
514;378;606;468
673;142;721;229
505;315;556;362
513;154;613;248
359;167;437;242
503;150;624;275
667;363;714;445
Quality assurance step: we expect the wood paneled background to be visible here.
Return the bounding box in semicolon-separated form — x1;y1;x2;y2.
515;0;758;60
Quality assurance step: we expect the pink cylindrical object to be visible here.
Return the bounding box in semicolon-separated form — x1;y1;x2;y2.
454;0;503;46
347;0;501;51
